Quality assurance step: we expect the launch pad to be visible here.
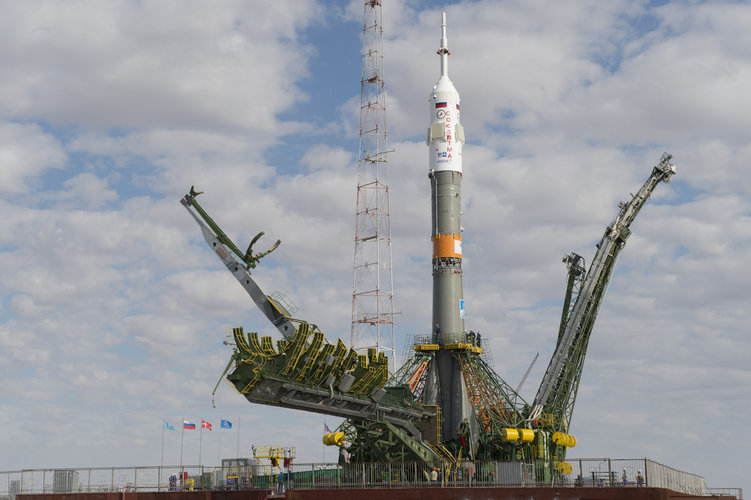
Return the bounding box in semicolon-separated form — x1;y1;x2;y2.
181;11;678;487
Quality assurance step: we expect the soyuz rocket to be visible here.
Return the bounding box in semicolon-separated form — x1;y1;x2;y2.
423;13;477;446
429;12;466;340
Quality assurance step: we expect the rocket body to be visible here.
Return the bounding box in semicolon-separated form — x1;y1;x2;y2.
424;13;476;446
428;14;466;344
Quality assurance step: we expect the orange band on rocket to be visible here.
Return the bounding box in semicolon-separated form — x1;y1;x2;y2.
432;234;463;259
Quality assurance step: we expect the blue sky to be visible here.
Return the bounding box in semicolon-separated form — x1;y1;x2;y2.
1;0;749;494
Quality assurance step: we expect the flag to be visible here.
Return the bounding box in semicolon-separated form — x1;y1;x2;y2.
435;102;447;108
165;421;175;431
221;419;232;429
201;419;212;431
324;422;331;433
183;420;196;430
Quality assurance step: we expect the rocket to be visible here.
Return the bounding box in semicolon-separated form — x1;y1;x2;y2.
428;12;466;344
424;12;476;446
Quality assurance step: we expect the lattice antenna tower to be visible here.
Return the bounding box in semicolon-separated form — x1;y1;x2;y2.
351;0;395;370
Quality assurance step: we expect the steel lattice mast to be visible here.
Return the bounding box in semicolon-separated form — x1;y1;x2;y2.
351;0;395;369
530;153;678;435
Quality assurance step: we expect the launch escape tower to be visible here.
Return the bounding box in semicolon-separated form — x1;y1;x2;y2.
182;12;678;484
351;0;396;368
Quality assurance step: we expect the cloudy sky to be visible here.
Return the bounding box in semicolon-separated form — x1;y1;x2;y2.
1;0;749;493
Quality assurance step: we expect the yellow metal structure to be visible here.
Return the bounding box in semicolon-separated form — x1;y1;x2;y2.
501;428;535;442
441;343;483;354
253;445;296;461
322;432;345;446
552;431;577;447
413;344;440;351
252;445;296;475
502;428;519;442
557;461;573;475
519;429;535;442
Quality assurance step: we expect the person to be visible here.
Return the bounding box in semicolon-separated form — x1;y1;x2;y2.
277;468;285;494
271;463;280;493
476;331;482;347
622;468;628;485
434;323;440;342
575;474;582;487
636;470;644;486
430;467;438;484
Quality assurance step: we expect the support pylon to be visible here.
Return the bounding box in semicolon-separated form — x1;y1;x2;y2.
351;0;396;371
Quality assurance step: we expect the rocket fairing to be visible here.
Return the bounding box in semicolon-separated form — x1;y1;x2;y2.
427;13;465;176
428;12;467;345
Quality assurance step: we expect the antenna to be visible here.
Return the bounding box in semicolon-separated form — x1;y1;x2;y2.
351;0;396;371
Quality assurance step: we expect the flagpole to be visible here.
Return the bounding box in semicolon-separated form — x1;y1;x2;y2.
161;419;166;468
180;419;185;479
218;422;222;465
160;419;165;489
236;416;240;458
199;418;203;467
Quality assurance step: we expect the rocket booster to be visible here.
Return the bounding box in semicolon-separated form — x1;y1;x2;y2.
428;12;466;344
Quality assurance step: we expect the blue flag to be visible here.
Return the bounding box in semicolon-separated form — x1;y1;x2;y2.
165;421;175;431
221;419;232;429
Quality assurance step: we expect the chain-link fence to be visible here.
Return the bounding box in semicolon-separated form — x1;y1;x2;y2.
0;458;733;498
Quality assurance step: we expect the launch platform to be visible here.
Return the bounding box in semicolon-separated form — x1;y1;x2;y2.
17;486;740;500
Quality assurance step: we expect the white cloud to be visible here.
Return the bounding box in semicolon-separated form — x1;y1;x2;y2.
0;123;66;196
0;0;321;135
53;172;119;208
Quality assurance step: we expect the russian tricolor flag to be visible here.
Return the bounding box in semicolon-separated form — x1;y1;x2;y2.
183;420;196;430
435;102;447;108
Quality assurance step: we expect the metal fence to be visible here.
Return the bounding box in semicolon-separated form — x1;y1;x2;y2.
0;458;739;499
